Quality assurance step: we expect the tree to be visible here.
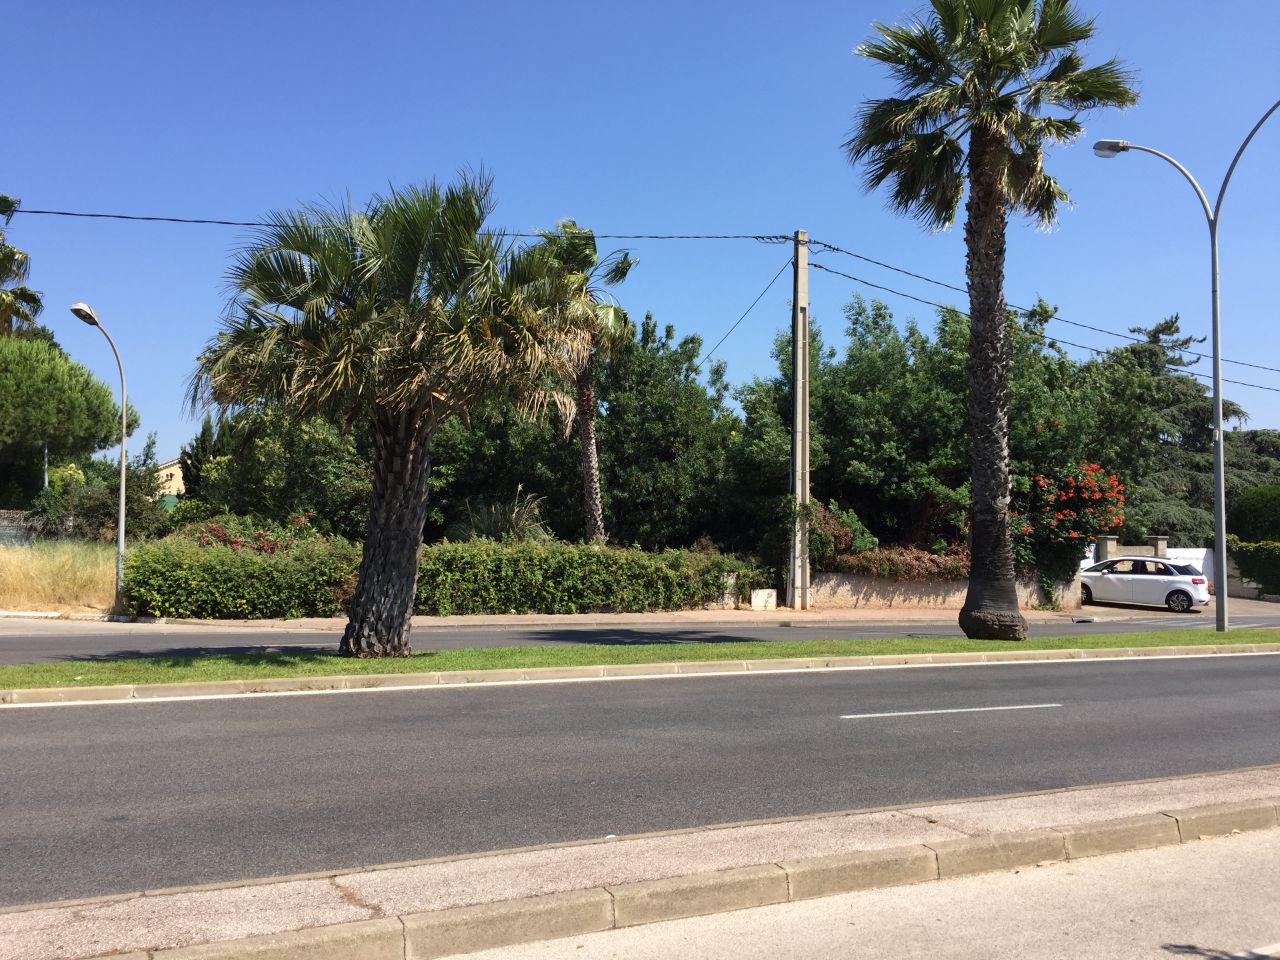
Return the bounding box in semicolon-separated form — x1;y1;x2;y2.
28;434;168;541
844;0;1137;639
598;314;738;549
0;196;44;335
0;333;132;507
534;219;635;542
178;414;237;501
178;411;371;539
1097;316;1247;547
191;176;571;657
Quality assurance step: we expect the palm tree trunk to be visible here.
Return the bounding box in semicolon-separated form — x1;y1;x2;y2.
340;412;434;657
958;126;1028;641
576;350;607;543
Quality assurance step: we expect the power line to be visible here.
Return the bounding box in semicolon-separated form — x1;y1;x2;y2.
9;208;790;243
698;256;794;370
809;259;1280;395
808;236;1280;376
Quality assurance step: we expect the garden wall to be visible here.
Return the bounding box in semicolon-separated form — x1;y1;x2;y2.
810;571;1081;611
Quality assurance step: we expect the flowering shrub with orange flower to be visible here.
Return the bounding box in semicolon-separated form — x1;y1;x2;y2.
1012;463;1126;584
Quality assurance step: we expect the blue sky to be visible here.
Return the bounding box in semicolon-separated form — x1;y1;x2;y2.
9;0;1280;460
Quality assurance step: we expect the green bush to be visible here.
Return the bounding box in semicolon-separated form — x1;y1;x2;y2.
1228;535;1280;595
124;535;765;619
1230;485;1280;543
416;540;765;615
125;537;360;619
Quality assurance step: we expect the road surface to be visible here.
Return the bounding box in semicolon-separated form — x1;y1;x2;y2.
4;653;1280;905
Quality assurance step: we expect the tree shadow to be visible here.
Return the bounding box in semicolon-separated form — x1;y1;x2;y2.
46;644;337;663
1086;600;1205;615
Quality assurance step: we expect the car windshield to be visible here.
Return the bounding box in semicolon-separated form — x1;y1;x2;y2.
1170;563;1202;576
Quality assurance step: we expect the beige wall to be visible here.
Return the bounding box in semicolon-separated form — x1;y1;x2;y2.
156;458;185;497
811;571;1082;611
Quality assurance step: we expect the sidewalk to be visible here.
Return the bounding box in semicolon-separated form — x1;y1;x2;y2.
470;827;1280;960
5;766;1279;960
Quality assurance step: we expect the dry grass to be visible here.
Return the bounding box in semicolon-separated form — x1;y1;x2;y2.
0;542;116;613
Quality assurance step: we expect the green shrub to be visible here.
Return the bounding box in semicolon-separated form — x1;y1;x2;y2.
415;540;765;615
125;537;360;619
828;546;969;582
1228;535;1280;595
1230;486;1280;543
124;534;766;619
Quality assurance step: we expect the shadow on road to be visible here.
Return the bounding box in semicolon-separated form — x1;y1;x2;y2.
1084;601;1205;616
1163;944;1255;958
40;628;775;663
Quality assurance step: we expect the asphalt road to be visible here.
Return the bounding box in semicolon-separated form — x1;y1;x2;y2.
4;609;1279;664
4;654;1280;906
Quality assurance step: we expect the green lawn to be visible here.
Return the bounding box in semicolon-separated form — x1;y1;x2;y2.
2;627;1277;690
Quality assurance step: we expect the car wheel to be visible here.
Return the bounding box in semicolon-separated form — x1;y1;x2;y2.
1166;590;1193;613
1081;584;1092;605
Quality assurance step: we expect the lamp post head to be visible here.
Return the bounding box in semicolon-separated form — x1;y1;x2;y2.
69;302;99;326
1093;139;1131;159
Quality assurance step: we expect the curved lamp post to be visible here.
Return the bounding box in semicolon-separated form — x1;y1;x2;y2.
1094;98;1280;633
70;302;127;610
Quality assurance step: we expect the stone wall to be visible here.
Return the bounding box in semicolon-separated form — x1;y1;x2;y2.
1094;536;1168;562
811;571;1081;611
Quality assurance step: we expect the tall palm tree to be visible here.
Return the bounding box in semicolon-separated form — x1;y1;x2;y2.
844;0;1136;640
191;175;567;657
0;196;44;335
536;219;635;542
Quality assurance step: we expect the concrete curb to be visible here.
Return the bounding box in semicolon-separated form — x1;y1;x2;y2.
87;796;1280;959
5;640;1280;707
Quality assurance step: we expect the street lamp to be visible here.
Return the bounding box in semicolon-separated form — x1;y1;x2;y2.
70;302;127;611
1093;98;1280;633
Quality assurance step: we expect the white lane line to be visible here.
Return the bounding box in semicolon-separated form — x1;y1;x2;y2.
841;703;1062;720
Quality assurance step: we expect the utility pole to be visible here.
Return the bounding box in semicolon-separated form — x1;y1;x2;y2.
788;230;810;610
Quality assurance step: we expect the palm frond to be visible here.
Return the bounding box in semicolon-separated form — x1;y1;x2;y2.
848;0;1137;229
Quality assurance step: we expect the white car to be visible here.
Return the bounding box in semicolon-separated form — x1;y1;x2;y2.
1080;556;1211;612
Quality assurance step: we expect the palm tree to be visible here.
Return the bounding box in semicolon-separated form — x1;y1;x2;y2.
844;0;1136;640
535;219;635;542
190;175;567;656
0;196;44;335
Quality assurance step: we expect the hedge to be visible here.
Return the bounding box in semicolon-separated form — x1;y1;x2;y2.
125;537;360;619
416;541;763;615
1228;535;1280;595
124;536;765;619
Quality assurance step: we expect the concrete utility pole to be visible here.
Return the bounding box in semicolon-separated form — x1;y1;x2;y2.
788;230;811;610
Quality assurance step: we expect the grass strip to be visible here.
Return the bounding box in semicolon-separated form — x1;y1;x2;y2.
1;627;1276;690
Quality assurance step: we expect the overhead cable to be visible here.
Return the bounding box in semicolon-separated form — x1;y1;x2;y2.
9;208;789;243
807;236;1280;376
809;260;1280;395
